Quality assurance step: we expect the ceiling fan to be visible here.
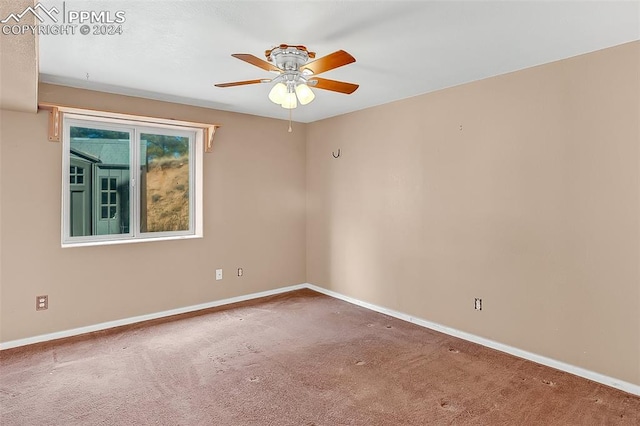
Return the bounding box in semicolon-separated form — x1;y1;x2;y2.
215;44;359;109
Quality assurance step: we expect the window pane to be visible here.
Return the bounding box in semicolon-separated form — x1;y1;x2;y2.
139;133;190;233
69;126;130;237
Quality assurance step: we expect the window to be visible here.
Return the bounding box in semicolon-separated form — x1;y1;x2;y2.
62;114;203;246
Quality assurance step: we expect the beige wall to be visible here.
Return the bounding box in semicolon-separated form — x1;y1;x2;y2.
0;0;38;112
307;41;640;385
0;84;307;342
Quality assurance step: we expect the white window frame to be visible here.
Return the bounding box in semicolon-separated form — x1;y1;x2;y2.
61;113;203;247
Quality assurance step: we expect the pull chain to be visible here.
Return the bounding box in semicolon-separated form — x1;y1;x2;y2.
288;108;292;133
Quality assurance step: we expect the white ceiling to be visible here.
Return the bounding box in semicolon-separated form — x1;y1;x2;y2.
38;1;639;123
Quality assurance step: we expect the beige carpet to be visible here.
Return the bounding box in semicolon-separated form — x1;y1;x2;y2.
1;289;638;425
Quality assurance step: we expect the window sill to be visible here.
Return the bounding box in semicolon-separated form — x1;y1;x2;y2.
61;234;202;248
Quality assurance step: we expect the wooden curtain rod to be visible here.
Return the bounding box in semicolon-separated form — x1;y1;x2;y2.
38;103;221;153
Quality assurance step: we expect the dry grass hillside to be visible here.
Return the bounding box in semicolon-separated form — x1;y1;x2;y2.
144;156;189;232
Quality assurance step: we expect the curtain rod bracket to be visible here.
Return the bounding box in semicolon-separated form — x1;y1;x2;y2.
47;106;61;142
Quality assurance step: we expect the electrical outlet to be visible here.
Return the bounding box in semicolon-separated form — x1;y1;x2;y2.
216;269;223;280
474;298;482;311
36;295;48;311
237;268;243;277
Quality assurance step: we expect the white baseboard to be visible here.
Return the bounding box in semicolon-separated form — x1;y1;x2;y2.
0;283;307;351
2;282;638;397
305;283;640;397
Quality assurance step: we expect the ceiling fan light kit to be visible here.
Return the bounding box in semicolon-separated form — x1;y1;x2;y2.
268;81;308;109
268;82;287;104
295;83;315;105
215;44;359;110
281;91;298;109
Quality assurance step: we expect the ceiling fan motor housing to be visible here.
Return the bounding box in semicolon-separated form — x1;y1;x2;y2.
266;45;315;72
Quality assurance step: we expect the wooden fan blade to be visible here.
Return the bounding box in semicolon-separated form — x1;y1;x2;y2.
309;77;359;94
232;54;281;73
300;50;355;75
214;79;265;88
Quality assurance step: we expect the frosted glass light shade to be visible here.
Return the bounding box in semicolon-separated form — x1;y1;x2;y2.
295;83;315;105
268;83;287;104
281;92;297;109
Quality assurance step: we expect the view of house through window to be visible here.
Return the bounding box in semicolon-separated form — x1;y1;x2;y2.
63;116;200;245
69;126;130;237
